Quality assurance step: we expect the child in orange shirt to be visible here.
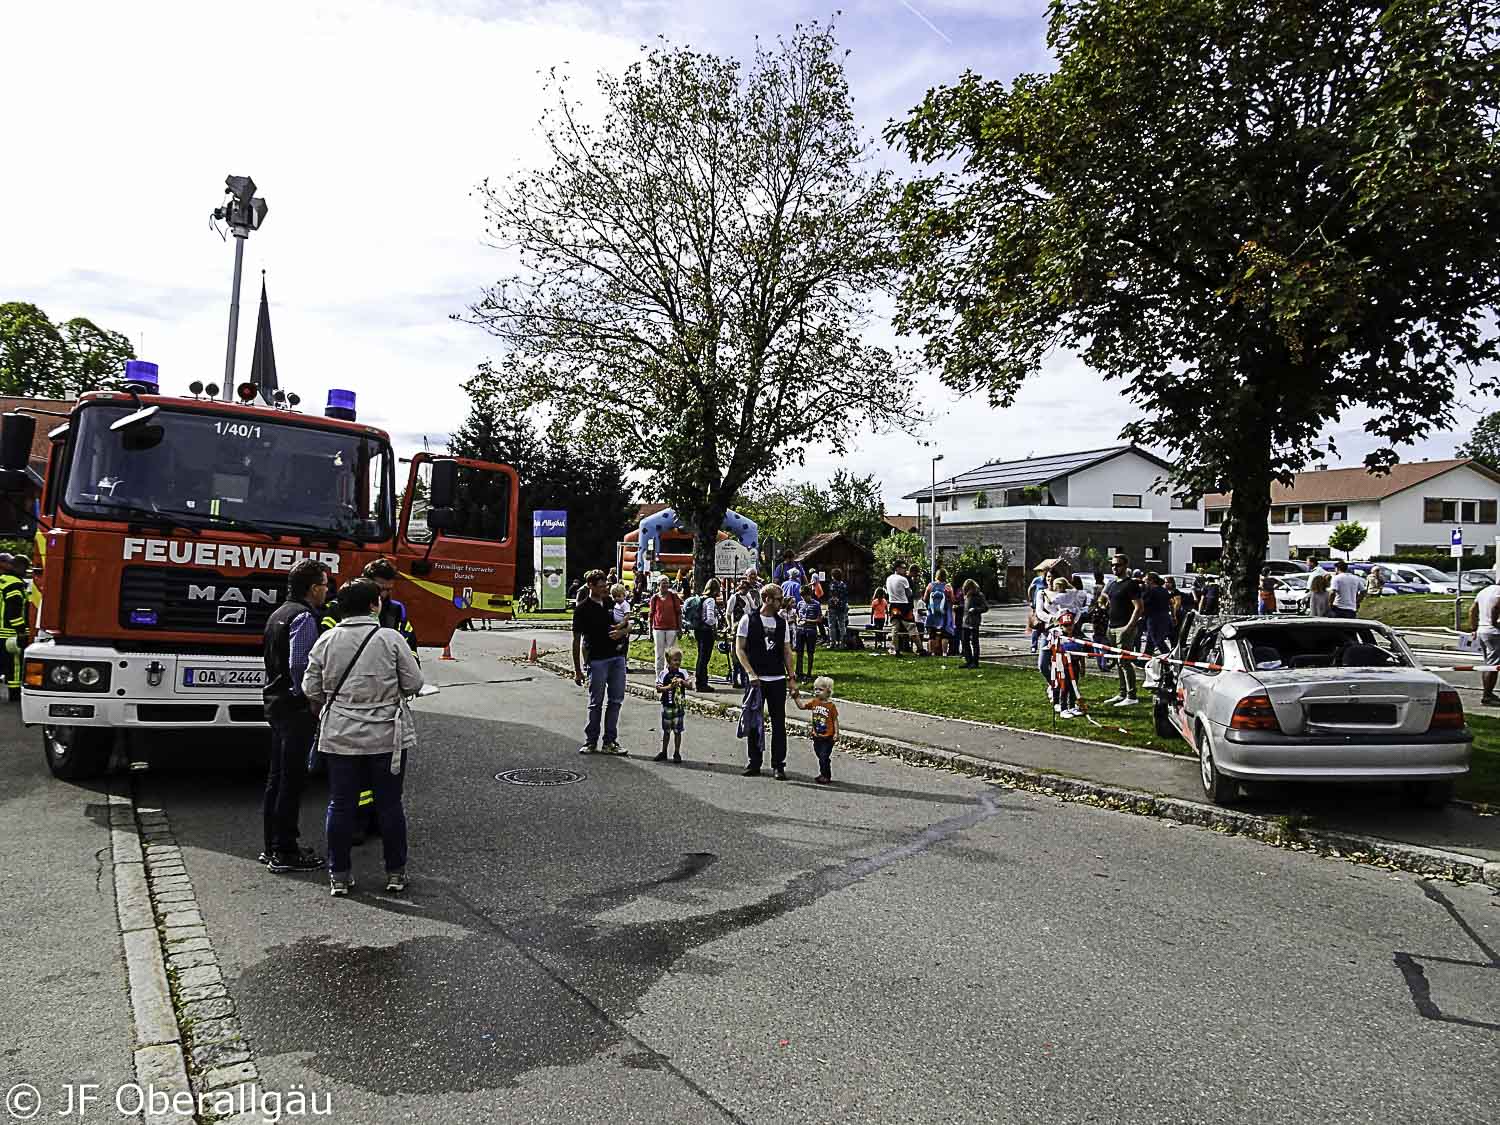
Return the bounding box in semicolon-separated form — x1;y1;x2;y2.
792;675;839;784
870;590;888;633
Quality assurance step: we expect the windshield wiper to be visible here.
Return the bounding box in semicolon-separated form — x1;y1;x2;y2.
198;514;281;540
85;502;199;535
255;518;375;546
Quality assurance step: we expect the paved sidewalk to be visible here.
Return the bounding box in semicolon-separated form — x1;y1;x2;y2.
456;628;1500;864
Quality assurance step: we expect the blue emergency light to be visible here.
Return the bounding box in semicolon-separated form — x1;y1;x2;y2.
123;360;159;393
325;389;356;421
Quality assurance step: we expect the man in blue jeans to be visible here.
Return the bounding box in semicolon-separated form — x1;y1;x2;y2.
573;569;631;755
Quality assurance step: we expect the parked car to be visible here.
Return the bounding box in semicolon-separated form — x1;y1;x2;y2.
1315;561;1426;595
1269;573;1311;613
1460;569;1495;591
1378;563;1461;595
1153;614;1470;807
1262;559;1311;576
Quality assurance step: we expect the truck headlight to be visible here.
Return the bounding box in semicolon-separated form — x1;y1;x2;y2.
49;666;75;686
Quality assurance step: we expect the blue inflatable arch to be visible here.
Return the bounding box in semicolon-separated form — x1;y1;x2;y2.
637;508;759;571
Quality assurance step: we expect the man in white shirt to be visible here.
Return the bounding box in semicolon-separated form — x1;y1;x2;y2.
1329;560;1363;618
1474;579;1500;705
885;562;914;655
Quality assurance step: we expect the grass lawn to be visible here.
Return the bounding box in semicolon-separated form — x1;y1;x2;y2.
1360;594;1466;630
633;633;1500;806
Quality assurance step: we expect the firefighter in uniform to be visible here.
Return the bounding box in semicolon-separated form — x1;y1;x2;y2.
319;559;418;840
0;554;29;700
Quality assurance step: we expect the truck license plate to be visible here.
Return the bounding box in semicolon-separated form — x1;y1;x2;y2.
182;667;265;689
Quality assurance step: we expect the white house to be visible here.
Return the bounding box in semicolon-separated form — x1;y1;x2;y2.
1203;458;1500;560
904;445;1289;577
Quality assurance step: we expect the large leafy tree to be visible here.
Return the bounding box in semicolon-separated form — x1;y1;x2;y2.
738;469;887;557
1456;411;1500;470
468;23;918;586
447;373;635;588
0;303;134;398
886;0;1500;610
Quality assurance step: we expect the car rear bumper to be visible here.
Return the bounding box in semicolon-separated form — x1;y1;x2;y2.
1216;725;1471;779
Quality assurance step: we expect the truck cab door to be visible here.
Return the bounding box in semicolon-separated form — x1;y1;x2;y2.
395;453;520;642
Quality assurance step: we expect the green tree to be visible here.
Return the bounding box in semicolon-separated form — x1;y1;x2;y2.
1456;412;1500;470
1327;521;1369;560
948;542;1005;600
468;23;917;590
59;318;134;395
0;303;134;398
739;470;887;555
873;530;927;585
886;0;1500;612
447;373;635;587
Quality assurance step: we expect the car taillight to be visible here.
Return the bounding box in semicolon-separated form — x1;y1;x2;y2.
1230;693;1281;731
1428;689;1465;731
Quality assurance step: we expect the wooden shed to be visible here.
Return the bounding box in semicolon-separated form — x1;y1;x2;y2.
794;532;876;601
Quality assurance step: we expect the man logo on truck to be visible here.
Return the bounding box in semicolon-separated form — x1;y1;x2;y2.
188;585;279;606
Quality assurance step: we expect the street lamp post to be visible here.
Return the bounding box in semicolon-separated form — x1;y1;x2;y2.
930;454;944;574
211;175;269;401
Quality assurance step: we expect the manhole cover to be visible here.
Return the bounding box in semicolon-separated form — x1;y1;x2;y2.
495;768;585;786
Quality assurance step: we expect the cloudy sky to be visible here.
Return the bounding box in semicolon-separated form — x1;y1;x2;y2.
2;0;1492;513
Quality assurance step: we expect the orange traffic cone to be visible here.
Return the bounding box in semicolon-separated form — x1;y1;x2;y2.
528;639;539;664
440;641;455;661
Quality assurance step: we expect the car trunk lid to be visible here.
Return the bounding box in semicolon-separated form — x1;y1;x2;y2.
1251;668;1439;736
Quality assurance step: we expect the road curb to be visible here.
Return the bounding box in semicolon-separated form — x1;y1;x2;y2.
533;655;1500;887
110;780;264;1122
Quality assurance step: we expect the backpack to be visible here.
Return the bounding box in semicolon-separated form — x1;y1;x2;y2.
928;583;948;620
682;595;703;630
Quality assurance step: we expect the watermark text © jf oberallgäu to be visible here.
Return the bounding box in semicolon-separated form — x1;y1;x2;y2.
4;1081;332;1122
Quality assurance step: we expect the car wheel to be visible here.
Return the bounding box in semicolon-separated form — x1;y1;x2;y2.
42;725;112;781
1402;779;1454;809
1197;724;1238;805
1153;693;1178;740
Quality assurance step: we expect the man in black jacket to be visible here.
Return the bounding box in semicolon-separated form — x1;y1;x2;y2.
261;559;332;873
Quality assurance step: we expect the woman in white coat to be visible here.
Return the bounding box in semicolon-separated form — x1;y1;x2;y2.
304;577;424;897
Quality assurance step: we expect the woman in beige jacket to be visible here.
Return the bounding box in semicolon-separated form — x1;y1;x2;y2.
303;577;424;897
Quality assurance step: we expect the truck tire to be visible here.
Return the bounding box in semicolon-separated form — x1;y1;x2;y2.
42;725;112;781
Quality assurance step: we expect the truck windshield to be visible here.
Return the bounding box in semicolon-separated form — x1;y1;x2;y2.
62;403;394;542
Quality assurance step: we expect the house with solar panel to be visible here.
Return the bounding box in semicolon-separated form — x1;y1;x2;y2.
903;445;1290;596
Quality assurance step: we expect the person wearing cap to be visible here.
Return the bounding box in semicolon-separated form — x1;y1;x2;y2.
0;553;25;699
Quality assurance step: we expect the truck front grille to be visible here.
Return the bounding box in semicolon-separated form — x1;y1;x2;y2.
119;566;284;634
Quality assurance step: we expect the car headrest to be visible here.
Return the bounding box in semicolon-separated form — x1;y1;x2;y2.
1337;643;1391;667
1252;645;1283;670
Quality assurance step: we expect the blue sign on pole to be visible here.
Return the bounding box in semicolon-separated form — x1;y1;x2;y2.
532;510;568;535
1452;528;1463;548
532;510;568;610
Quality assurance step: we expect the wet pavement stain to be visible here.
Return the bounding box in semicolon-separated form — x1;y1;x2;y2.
235;789;1004;1097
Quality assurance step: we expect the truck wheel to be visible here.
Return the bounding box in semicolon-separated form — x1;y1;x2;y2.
42;725;112;781
1197;725;1238;805
1402;779;1454;809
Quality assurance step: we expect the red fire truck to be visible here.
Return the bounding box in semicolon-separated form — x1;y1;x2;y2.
0;374;518;779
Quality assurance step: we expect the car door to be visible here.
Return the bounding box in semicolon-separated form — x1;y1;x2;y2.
1176;631;1224;745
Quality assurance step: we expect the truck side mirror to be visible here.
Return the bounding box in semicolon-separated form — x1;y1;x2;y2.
426;508;456;532
429;459;457;509
0;413;36;493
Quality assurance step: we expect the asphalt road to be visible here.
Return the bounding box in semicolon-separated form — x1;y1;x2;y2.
5;646;1499;1124
0;707;137;1122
